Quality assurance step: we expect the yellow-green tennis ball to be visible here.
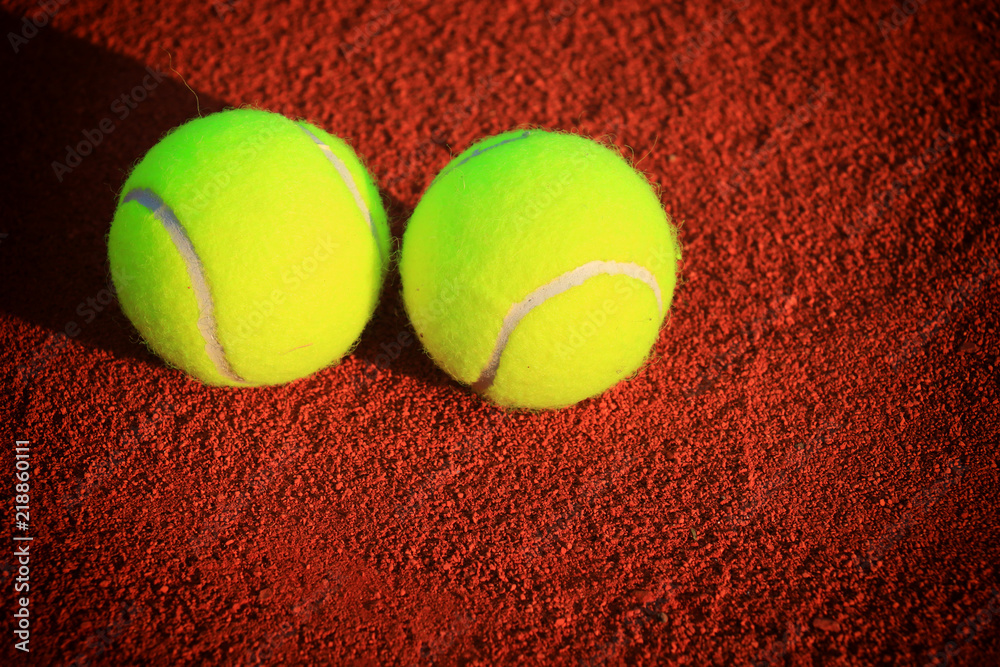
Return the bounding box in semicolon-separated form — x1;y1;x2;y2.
400;129;681;410
108;108;390;386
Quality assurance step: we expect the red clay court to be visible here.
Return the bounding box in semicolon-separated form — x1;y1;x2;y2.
1;0;999;664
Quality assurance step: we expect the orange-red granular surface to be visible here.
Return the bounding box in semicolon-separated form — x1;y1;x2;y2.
1;0;998;664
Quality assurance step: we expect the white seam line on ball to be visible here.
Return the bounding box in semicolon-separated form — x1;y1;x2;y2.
471;260;663;394
296;124;385;264
432;129;533;184
123;188;247;384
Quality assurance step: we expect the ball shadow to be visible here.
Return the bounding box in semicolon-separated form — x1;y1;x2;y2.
348;191;459;395
0;11;227;367
0;14;452;395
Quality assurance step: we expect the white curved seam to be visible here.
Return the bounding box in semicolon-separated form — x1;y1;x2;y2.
297;124;385;264
432;130;533;184
123;188;246;384
472;260;662;393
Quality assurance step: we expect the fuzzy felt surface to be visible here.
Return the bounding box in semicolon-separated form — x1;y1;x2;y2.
1;0;998;665
401;130;680;409
109;109;389;385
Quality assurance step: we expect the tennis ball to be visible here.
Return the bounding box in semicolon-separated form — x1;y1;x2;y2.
400;129;680;410
108;108;390;386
